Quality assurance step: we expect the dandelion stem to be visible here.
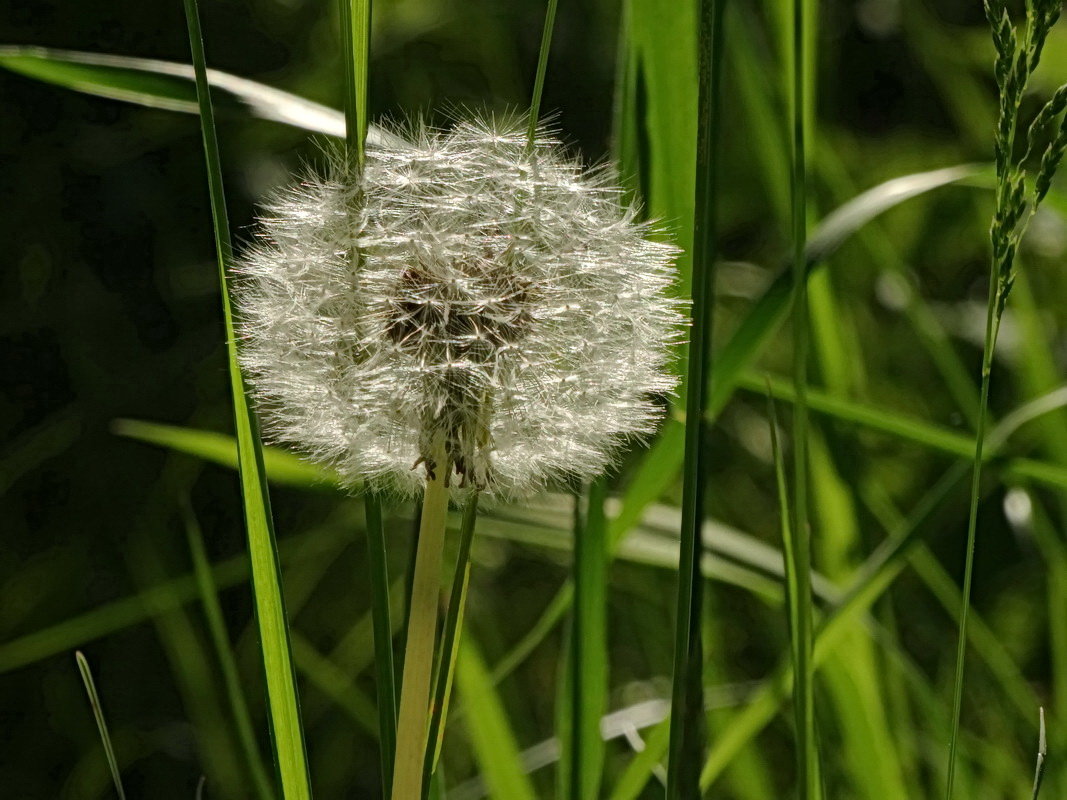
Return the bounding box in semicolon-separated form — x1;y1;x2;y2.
392;459;450;800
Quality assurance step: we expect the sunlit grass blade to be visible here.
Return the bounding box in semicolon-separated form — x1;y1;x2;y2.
75;651;127;800
182;501;276;800
456;637;537;800
1032;707;1047;800
0;45;406;145
664;0;723;795
182;0;312;797
425;491;480;786
114;419;335;488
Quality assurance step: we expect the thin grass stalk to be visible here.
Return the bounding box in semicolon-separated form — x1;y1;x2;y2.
527;0;560;147
392;460;450;800
569;479;608;799
337;4;398;793
75;651;127;800
664;0;724;795
943;259;997;796
365;493;398;796
181;2;313;796
788;0;817;794
424;490;480;789
182;503;276;800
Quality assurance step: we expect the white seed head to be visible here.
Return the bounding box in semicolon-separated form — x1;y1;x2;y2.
235;117;683;497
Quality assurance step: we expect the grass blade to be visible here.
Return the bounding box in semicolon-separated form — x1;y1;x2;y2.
665;0;723;794
182;502;276;800
0;45;407;145
114;419;334;488
181;1;312;797
75;651;127;800
365;494;398;797
425;492;481;786
527;0;560;144
562;481;608;799
787;0;817;789
1032;707;1047;800
456;637;537;800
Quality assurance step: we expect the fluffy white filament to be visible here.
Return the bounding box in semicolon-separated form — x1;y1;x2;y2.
235;117;682;497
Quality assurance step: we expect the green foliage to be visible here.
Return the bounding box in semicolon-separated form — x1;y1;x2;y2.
6;0;1067;798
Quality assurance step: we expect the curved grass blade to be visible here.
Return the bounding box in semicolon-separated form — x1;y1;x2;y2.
75;651;127;800
0;45;406;146
182;1;312;797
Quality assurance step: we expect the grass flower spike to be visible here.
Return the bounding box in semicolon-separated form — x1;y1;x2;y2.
236;117;682;496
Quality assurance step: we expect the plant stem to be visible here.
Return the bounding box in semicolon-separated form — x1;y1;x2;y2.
789;0;817;794
392;462;450;800
944;276;998;798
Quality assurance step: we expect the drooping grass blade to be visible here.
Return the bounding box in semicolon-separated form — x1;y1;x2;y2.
75;651;127;800
181;1;313;797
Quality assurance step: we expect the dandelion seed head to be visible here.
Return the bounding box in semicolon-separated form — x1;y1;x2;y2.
235;117;683;497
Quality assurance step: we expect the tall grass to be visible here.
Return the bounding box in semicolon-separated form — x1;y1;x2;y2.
182;0;312;796
7;0;1067;798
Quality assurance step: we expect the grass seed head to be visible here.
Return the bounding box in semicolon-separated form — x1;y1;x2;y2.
235;117;683;497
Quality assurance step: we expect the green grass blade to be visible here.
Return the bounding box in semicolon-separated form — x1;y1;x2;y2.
114;419;335;488
0;45;409;145
365;494;398;797
182;502;276;800
696;459;972;791
1032;707;1047;800
456;637;537;800
665;0;723;794
0;526;339;674
182;1;312;797
789;0;818;785
564;481;608;800
527;0;560;144
75;651;127;800
490;582;573;686
608;715;670;800
425;492;481;784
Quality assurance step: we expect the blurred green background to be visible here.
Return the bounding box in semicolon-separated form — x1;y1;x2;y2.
3;0;1067;797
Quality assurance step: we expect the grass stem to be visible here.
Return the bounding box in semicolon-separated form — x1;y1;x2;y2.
789;0;818;795
527;0;560;148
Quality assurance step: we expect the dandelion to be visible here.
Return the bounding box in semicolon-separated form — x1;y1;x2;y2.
234;114;682;800
235;116;682;498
